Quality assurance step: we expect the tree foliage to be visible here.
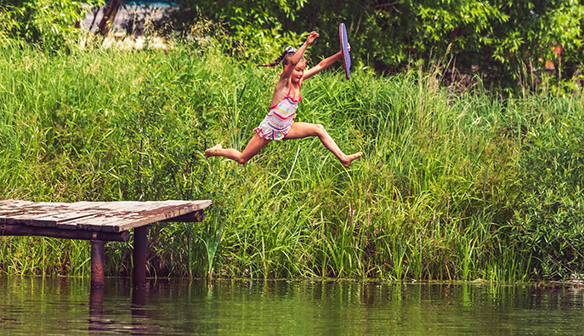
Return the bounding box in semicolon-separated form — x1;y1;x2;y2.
0;0;103;49
1;0;583;86
173;0;584;88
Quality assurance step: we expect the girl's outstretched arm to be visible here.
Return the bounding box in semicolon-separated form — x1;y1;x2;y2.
279;32;319;81
302;50;343;80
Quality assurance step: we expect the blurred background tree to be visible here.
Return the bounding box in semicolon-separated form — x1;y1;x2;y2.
1;0;583;88
0;0;103;49
170;0;584;90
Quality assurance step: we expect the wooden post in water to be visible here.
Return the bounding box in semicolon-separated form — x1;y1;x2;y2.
133;226;148;287
90;240;106;288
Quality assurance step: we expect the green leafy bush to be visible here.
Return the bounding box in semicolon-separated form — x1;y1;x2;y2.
506;98;584;280
0;0;102;50
168;0;584;90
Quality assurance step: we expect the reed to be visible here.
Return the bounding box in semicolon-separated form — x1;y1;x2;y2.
1;39;582;281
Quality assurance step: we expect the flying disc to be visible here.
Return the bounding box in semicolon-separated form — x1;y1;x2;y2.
339;23;351;80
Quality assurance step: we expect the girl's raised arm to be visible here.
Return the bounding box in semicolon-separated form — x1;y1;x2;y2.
279;32;319;81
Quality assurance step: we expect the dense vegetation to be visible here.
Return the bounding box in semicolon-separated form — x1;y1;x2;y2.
1;1;583;281
1;36;583;281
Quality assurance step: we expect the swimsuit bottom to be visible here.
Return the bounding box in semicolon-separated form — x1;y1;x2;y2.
253;110;296;141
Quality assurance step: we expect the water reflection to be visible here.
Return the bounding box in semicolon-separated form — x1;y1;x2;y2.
87;280;163;335
1;277;584;335
88;285;104;333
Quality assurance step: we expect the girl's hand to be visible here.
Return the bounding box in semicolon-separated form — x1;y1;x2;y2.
306;31;319;45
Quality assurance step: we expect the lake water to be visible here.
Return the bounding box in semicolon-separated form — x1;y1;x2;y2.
1;276;583;335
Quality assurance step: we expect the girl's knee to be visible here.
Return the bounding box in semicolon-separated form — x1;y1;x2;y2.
236;155;251;165
315;123;327;136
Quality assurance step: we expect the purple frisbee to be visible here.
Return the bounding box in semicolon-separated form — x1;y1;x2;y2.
339;23;351;80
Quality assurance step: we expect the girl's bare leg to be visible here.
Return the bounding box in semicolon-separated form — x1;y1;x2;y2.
205;133;270;164
284;122;362;167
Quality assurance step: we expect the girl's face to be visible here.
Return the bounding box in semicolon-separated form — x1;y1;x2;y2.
291;60;306;84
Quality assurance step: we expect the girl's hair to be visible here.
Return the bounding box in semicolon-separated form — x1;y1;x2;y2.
256;46;301;68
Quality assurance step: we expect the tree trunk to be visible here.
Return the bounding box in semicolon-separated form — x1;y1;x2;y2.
97;0;124;35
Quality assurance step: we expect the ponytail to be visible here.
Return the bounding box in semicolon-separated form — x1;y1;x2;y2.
255;46;298;68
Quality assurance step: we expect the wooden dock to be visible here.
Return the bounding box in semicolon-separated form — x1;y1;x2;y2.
0;199;212;287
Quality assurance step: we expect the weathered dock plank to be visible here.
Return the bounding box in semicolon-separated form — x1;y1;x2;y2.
0;200;212;232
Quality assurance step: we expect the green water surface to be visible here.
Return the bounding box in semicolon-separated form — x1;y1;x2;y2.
0;276;582;335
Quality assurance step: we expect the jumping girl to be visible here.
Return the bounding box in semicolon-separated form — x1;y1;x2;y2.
204;31;363;167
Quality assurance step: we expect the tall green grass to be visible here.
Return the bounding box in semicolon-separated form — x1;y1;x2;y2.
1;40;583;281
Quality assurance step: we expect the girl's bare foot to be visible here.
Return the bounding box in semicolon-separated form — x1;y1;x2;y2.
340;152;363;168
205;144;222;158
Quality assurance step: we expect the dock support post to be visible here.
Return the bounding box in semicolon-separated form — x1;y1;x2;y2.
133;226;148;287
90;240;106;288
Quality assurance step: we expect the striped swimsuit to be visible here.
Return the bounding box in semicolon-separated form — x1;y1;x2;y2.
253;85;301;140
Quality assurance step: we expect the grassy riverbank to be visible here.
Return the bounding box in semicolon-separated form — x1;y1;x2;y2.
1;40;583;281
